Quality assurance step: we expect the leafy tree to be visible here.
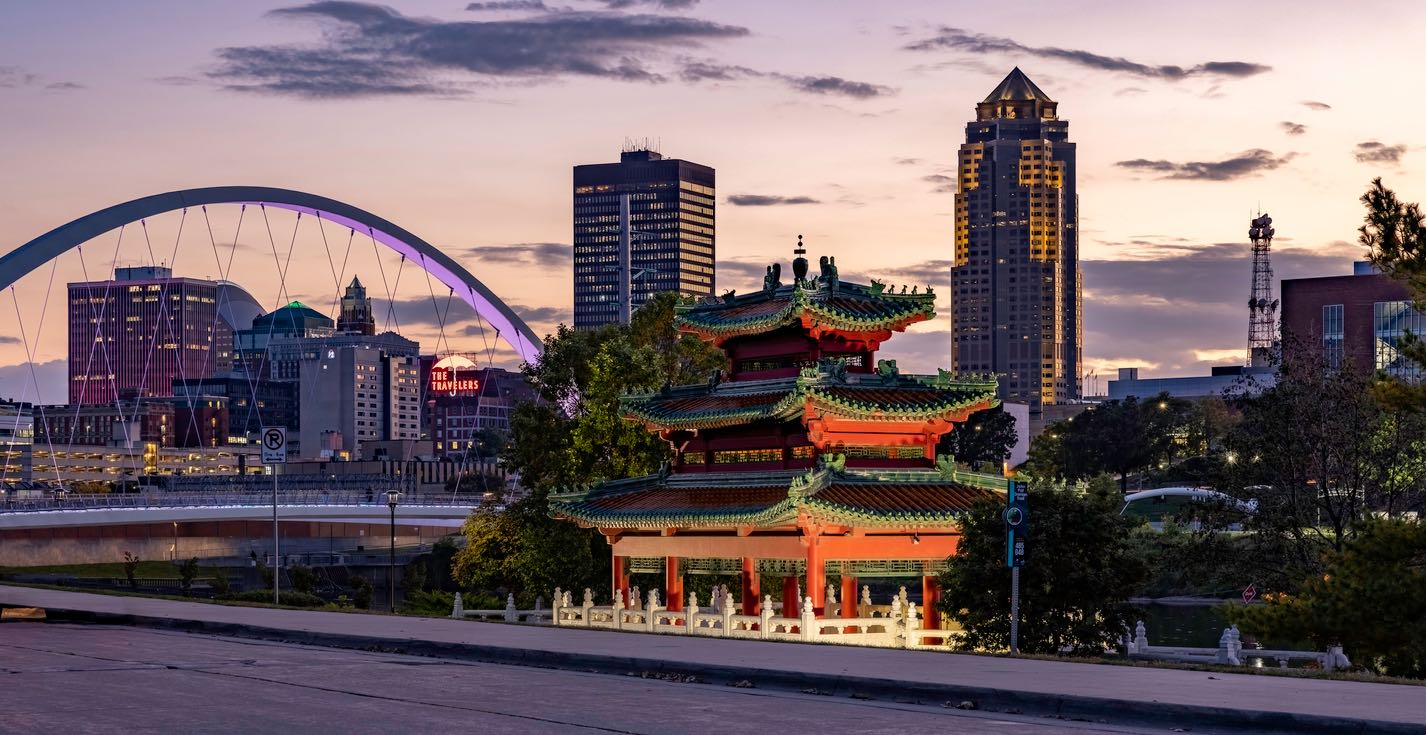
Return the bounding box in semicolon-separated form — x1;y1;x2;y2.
350;575;373;610
1027;397;1159;491
288;564;316;595
939;405;1018;467
1361;177;1426;412
1229;518;1426;678
210;568;231;596
938;476;1146;655
121;551;140;589
456;293;723;599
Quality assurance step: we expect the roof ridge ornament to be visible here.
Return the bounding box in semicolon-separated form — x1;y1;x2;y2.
792;234;809;284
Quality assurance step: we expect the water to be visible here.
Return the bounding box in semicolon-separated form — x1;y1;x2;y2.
1138;602;1314;653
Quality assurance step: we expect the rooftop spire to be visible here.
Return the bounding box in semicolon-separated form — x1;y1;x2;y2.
982;67;1053;103
976;68;1058;122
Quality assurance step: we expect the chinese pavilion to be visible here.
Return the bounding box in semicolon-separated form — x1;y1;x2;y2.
550;239;1006;627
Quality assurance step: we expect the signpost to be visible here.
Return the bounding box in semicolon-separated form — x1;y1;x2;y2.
1005;480;1029;654
1242;583;1257;605
261;427;287;605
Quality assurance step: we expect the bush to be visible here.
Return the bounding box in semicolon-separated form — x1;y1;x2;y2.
210;568;231;596
1229;518;1426;678
221;590;325;608
350;575;373;610
288;564;316;595
178;557;200;595
122;552;140;589
939;476;1147;655
400;589;455;617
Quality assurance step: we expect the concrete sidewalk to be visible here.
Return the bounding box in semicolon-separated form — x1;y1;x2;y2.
3;584;1422;733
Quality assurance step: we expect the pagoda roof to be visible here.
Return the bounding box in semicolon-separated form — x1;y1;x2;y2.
676;279;935;342
622;363;999;431
549;463;1006;530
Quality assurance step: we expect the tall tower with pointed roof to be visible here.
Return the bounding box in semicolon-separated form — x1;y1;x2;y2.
951;68;1080;412
337;276;376;336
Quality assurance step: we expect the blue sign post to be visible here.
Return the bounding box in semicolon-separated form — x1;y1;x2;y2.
1005;480;1029;653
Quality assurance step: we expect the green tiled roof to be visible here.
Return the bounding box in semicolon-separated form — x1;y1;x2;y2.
549;465;1007;529
621;365;999;431
676;280;935;340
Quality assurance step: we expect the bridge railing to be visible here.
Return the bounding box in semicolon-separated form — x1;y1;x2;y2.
0;491;482;513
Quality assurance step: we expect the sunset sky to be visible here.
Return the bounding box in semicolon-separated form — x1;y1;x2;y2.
2;0;1423;402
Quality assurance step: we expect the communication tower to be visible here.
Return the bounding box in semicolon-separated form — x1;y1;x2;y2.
1247;213;1278;367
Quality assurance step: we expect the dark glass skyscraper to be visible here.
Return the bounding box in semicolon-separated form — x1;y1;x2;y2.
951;68;1080;411
573;147;715;329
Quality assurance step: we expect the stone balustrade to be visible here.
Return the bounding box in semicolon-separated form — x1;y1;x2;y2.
1124;620;1351;671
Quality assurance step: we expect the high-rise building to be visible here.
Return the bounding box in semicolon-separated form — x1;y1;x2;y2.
573;146;715;329
67;266;237;405
951;68;1080;412
337;276;376;335
290;332;421;459
235;301;336;380
418;355;535;457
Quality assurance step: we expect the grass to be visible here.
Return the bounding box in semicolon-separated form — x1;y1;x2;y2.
0;561;212;580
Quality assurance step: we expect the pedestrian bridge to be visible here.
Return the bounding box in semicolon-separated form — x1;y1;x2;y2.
0;492;480;530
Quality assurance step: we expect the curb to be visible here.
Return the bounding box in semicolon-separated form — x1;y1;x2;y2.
31;605;1423;735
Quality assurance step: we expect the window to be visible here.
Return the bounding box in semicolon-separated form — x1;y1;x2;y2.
681;451;706;465
712;448;781;464
790;445;816;460
1322;304;1344;369
1374;300;1426;381
842;445;922;460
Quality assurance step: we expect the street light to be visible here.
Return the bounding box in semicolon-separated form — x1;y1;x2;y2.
386;489;401;613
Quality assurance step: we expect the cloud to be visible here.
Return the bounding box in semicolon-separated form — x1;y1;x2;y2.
725;194;820;206
1114;86;1147;97
1115;149;1295;181
465;242;570;267
1280;121;1306;136
1353;141;1407;165
0;336;20;345
209;1;749;98
0;66;81;91
595;0;699;7
679;60;893;99
717;258;774;291
0;359;67;405
1301;100;1331;111
892;157;922;166
905;28;1270;81
922;173;955;193
466;0;550;10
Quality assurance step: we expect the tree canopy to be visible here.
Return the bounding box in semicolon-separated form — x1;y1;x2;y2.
1362;177;1426;412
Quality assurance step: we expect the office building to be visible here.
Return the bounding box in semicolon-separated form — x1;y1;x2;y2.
290;332;421;459
951;68;1081;412
235;300;336;380
336;276;377;335
0;401;34;482
67;266;260;405
172;374;297;444
1282;261;1422;379
573;146;715;328
1107;365;1275;401
418;355;534;457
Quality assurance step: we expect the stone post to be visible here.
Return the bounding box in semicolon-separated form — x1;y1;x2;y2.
646;589;661;633
759;594;774;640
800;596;816;642
722;591;736;635
451;591;464;619
552;587;563;626
686;591;698;634
503;592;517;623
1134;620;1148;654
904;601;919;648
629;585;641;612
860;585;872;617
612;588;625;631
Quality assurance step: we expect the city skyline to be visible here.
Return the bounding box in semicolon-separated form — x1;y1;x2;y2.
3;1;1423;402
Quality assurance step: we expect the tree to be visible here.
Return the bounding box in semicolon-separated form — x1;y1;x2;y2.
938;476;1147;655
1026;397;1160;491
1229;518;1426;678
939;405;1018;467
455;294;723;599
1361;177;1426;412
122;551;140;589
178;557;199;595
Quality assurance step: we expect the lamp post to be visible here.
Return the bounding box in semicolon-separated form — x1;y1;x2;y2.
386;489;400;613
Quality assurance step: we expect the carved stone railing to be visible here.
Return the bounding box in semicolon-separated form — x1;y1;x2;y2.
1124;620;1351;671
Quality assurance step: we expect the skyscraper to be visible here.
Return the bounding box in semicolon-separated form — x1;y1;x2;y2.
337;276;376;335
951;68;1080;412
573;145;715;329
68;266;224;405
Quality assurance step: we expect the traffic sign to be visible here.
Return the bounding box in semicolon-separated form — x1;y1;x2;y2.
260;427;287;464
1005;480;1029;568
1242;583;1257;605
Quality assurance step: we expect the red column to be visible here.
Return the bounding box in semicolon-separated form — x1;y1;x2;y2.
612;554;629;605
782;575;798;616
806;540;825;615
741;557;759;614
665;557;683;612
841;575;859;619
922;575;942;642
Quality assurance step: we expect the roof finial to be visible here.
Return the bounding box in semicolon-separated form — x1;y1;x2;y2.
794;234;805;256
791;234;809;283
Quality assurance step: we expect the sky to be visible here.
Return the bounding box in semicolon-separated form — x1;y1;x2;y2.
2;0;1423;403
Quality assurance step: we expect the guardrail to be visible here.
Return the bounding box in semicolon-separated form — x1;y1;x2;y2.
1125;620;1351;671
0;492;481;512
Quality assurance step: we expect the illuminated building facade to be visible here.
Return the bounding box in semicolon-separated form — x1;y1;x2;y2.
573;146;716;329
951;68;1080;412
418;355;534;457
291;332;421;459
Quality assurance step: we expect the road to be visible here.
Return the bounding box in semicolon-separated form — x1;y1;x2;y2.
0;623;1193;734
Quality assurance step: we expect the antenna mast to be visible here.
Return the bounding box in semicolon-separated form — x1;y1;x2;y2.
1246;212;1278;367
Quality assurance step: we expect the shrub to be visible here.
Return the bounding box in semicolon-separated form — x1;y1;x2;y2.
178;557;200;595
122;552;140;589
400;589;455;617
350;575;373;610
221;590;325;608
288;564;316;595
210;568;231;596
